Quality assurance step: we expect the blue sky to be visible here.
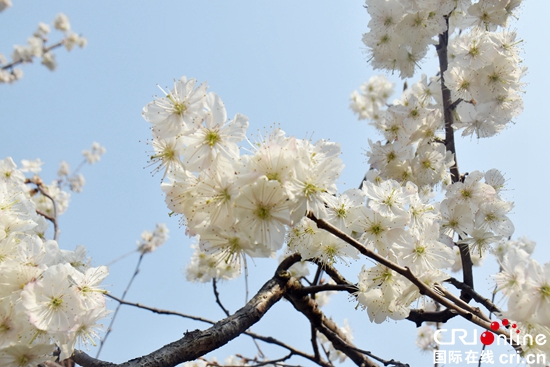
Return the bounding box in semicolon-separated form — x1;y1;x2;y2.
1;1;549;366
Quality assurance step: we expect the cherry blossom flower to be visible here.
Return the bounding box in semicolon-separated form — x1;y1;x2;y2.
235;177;291;251
142;76;207;138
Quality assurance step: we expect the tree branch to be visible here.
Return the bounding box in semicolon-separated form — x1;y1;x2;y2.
346;346;409;367
310;259;354;287
311;323;321;361
105;292;331;367
435;15;474;296
105;293;215;324
96;253;144;358
407;308;458;326
31;179;60;241
298;284;357;297
283;276;379;367
75;272;291;366
306;213;516;340
445;277;501;315
74;255;317;367
212;278;231;317
2;40;64;70
435;20;460;184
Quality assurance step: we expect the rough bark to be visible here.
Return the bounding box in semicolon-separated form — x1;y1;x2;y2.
73;271;293;367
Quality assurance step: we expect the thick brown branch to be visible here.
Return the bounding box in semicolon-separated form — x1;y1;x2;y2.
307;213;512;337
105;293;331;367
71;352;116;367
435;22;460;184
310;260;354;287
446;277;501;314
73;255;316;367
74;272;292;367
457;242;474;301
433;284;490;323
407;308;458;327
436;17;474;297
284;277;378;367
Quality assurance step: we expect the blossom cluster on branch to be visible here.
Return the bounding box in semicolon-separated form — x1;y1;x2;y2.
139;0;550;365
0;152;110;366
3;0;548;366
0;11;86;83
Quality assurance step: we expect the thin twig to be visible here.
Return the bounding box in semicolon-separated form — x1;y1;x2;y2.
319;343;334;367
252;338;266;360
347;345;410;367
35;184;59;241
2;40;64;70
36;209;55;223
106;249;138;267
434;302;441;367
445;277;501;315
96;253;144;358
311;259;354;287
311;324;320;361
433;284;491;323
310;263;324;361
244;256;250;302
449;98;463;110
228;353;292;367
478;271;501;367
212;279;231;317
312;264;323;286
300;284;358;296
105;293;215;324
435;17;460;184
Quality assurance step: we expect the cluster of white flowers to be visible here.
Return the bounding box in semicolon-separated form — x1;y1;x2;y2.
349;0;550;363
143;72;517;326
142;0;549;364
143;78;351;280
185;243;241;283
82;142;106;165
0;13;86;83
20;143;106;221
415;324;437;351
359;1;525;139
142;77;455;328
363;0;449;78
350;75;394;120
359;75;455;187
137;223;169;254
0;157;109;365
490;238;550;356
447;28;525;138
362;0;521;79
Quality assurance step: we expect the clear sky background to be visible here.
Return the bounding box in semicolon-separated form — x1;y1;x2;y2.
1;1;549;366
